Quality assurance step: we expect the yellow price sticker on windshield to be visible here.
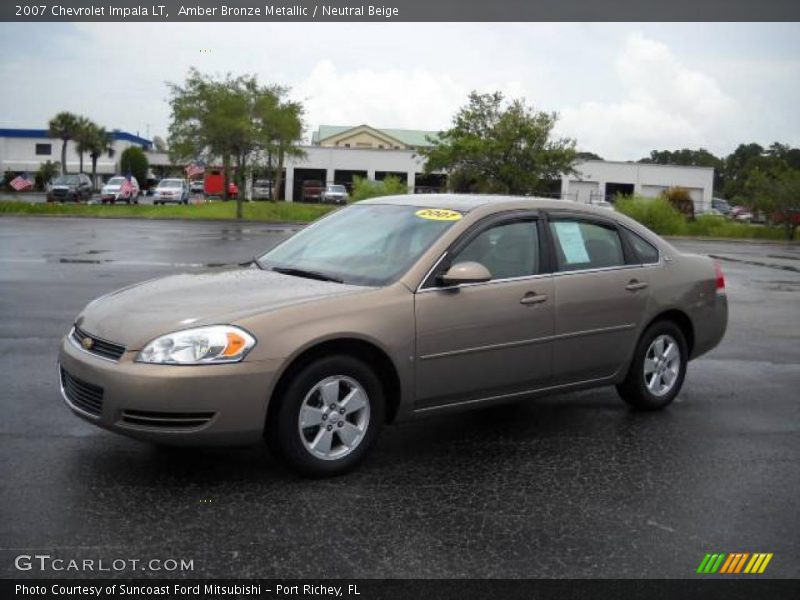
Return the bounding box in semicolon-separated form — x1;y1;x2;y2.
415;208;462;221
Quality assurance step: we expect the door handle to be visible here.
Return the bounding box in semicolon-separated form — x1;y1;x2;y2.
625;280;648;292
520;292;548;305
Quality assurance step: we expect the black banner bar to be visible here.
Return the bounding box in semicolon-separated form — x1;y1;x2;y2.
2;0;800;23
3;579;800;600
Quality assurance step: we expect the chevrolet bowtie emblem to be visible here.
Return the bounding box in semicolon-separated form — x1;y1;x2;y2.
81;337;94;350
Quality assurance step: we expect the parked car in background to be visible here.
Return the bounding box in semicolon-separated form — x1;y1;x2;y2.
253;179;273;200
711;197;732;216
59;195;728;477
302;180;324;203
321;184;349;204
189;179;204;194
731;206;754;223
144;178;160;196
100;176;140;205
153;179;189;205
46;173;92;203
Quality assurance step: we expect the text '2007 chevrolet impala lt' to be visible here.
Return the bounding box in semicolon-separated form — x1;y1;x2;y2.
59;195;728;476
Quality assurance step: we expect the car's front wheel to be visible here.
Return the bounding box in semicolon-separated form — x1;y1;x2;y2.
616;320;688;410
268;355;385;477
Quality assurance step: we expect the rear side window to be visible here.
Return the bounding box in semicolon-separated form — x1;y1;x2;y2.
549;220;624;271
624;229;660;264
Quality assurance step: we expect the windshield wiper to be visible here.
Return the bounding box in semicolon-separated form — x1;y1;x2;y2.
271;266;343;284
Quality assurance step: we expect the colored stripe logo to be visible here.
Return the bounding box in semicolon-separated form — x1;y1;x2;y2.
696;553;773;574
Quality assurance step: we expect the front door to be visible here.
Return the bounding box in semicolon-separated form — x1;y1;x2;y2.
414;215;554;409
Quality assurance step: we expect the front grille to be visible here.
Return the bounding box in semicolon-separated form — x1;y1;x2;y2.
60;367;103;416
72;326;125;361
121;409;216;429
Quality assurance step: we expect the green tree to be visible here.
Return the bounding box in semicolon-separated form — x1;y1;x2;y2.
748;167;800;240
350;175;408;202
48;112;80;175
87;126;115;190
35;160;61;190
119;146;149;186
167;68;305;216
73;116;96;174
420;91;577;195
256;98;305;201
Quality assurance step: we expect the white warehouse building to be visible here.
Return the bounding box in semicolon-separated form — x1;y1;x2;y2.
562;160;715;212
0;128;152;184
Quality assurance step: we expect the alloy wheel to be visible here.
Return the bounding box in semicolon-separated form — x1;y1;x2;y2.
643;334;681;397
297;375;370;461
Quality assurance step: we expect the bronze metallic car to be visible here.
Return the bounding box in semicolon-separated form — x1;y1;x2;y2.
58;196;728;476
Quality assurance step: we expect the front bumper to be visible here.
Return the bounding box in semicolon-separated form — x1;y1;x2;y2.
58;333;283;446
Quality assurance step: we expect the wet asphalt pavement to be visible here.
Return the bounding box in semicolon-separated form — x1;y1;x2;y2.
0;217;798;579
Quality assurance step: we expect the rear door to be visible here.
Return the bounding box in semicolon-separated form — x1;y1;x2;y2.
546;213;652;384
414;212;554;409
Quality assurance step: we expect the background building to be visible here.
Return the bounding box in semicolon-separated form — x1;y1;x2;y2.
562;160;715;212
1;125;716;211
0;128;152;184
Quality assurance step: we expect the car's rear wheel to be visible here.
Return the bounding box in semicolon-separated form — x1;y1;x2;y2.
616;320;687;411
268;355;384;477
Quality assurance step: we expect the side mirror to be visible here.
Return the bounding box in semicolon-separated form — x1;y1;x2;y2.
440;261;492;286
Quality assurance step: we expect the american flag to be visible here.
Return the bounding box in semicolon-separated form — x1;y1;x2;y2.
185;163;205;178
119;174;136;197
9;173;33;191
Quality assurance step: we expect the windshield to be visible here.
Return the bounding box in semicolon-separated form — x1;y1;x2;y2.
159;180;183;188
53;175;80;185
258;204;459;286
107;177;125;185
327;185;345;193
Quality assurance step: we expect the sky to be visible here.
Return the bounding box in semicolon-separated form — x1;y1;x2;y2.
0;22;798;160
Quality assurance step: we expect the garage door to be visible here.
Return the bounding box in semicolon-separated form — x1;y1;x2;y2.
641;185;667;198
567;181;599;204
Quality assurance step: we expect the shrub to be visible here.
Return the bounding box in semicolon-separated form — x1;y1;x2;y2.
35;160;61;190
350;175;408;202
615;195;687;235
118;146;149;185
662;186;695;220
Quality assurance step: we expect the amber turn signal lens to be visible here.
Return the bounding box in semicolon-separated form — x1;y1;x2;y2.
222;332;247;357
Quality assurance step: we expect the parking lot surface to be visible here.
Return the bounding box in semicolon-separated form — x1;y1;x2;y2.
1;217;798;578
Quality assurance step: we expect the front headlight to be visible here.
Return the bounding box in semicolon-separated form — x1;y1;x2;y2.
136;325;256;365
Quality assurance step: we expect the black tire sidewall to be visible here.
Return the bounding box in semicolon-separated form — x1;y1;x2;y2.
272;355;385;477
620;321;688;410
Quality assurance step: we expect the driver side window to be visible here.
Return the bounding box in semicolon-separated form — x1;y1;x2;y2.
451;220;539;280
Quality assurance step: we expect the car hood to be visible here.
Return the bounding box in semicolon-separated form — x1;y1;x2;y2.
76;268;368;350
51;185;76;191
102;185;121;192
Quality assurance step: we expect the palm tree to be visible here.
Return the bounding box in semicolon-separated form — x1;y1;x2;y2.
48;112;80;175
74;117;95;174
88;125;115;190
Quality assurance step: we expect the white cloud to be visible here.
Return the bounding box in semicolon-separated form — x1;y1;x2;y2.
558;32;738;159
293;60;467;136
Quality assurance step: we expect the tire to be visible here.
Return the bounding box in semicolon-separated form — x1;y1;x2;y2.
616;320;688;411
267;355;385;477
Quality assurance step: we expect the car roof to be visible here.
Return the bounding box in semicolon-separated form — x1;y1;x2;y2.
359;193;613;215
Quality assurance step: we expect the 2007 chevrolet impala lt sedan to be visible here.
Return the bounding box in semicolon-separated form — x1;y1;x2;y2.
59;195;728;476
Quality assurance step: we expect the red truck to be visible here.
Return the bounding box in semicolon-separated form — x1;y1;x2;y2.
203;169;238;199
301;180;324;203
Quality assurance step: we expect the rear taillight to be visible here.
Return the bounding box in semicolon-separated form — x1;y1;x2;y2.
714;261;725;293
